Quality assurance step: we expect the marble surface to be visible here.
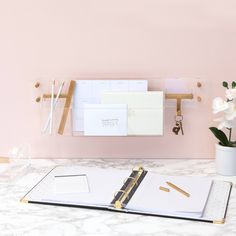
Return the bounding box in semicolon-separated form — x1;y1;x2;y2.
0;158;236;236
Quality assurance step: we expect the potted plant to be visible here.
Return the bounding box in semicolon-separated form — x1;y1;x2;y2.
209;81;236;176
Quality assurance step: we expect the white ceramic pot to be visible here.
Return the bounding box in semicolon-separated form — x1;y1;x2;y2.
215;144;236;176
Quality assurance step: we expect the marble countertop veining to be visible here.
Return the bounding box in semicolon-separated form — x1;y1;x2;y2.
0;159;236;236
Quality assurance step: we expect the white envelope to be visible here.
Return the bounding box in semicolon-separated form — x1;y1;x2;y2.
101;92;164;136
84;104;128;136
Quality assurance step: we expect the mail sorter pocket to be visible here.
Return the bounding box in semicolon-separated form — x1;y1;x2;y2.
40;97;73;136
101;91;164;136
127;108;164;135
40;91;164;136
82;104;164;136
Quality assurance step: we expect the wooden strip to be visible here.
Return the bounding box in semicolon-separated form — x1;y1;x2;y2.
159;186;170;192
166;181;190;197
58;80;76;135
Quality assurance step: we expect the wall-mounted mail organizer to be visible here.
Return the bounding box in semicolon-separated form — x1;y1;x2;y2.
34;78;203;137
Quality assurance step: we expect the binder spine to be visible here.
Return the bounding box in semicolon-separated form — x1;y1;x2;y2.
111;166;147;209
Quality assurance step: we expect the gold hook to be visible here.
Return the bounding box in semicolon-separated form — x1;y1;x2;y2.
165;93;193;116
176;98;182;116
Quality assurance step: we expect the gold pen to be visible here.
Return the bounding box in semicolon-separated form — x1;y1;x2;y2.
166;181;190;197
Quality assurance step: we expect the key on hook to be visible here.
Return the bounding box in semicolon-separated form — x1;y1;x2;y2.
179;120;184;135
172;121;180;135
172;116;184;135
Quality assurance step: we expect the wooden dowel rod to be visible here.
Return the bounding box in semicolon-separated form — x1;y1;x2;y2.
165;93;194;100
43;94;67;99
40;93;193;101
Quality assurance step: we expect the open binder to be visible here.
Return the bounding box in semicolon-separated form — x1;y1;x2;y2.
20;166;232;224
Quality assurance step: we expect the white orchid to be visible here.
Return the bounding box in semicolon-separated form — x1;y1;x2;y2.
226;88;236;101
213;117;236;130
210;81;236;147
212;97;229;114
224;101;236;120
212;99;236;129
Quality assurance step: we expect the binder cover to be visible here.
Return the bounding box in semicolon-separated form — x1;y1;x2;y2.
20;166;232;224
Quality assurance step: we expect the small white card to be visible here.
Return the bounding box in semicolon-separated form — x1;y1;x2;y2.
54;174;89;194
84;104;128;136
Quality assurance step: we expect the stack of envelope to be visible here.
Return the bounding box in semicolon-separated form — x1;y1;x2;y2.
74;80;164;136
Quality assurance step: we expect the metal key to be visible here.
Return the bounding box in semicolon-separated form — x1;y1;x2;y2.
179;120;184;135
172;121;180;135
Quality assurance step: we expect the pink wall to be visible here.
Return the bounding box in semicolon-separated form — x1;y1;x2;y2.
0;0;236;158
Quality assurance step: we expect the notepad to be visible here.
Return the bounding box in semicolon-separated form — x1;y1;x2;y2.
54;174;90;194
21;166;232;224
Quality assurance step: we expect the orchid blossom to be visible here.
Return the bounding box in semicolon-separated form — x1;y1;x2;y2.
210;81;236;147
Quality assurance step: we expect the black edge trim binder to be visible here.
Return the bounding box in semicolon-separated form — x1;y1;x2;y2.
20;166;232;224
110;166;147;209
223;181;233;220
20;167;57;203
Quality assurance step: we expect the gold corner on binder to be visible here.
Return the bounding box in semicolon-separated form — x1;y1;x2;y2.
20;198;28;204
213;219;225;224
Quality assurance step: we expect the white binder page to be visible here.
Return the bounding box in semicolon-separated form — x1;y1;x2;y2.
25;166;130;207
126;172;212;218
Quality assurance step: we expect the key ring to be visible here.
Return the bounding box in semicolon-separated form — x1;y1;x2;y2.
175;115;183;122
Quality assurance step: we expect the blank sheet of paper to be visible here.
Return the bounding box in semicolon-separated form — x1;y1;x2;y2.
25;166;131;208
126;172;212;218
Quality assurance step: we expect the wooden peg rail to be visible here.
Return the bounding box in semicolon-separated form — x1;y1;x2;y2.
34;80;194;134
37;93;193;102
35;83;194;117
